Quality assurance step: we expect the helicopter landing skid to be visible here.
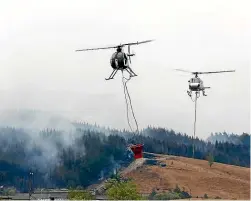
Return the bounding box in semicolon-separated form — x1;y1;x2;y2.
187;90;192;97
105;77;114;80
105;67;137;80
125;67;137;77
105;69;118;80
202;90;207;96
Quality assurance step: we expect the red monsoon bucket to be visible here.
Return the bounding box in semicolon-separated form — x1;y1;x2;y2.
129;144;144;159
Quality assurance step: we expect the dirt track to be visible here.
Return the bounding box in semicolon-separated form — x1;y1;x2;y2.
123;154;250;200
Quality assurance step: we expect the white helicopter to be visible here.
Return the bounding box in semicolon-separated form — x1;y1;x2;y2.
175;69;235;97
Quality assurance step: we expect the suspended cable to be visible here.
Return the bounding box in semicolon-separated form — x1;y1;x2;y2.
192;91;199;158
124;77;139;135
122;71;139;135
122;71;133;133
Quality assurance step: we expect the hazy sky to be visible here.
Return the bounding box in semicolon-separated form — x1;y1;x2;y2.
0;0;250;139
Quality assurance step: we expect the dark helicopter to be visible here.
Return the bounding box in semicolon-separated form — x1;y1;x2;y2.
175;69;235;97
76;40;154;80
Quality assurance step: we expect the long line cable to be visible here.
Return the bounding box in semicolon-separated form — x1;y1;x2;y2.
125;77;139;135
192;91;199;158
189;90;199;158
122;71;139;135
122;72;133;133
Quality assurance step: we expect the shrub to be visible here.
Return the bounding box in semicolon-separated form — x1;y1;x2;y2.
154;191;181;200
173;184;181;194
174;185;191;199
148;189;157;200
1;187;16;196
106;180;142;200
206;153;214;168
150;185;191;200
67;190;94;200
204;193;208;199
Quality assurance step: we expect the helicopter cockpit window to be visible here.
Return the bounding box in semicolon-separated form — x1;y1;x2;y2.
191;78;199;83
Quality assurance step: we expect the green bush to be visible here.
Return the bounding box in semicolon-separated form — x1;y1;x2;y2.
105;178;119;190
154;192;181;200
1;187;16;196
110;173;121;181
148;189;157;200
206;153;214;168
173;184;181;194
204;193;208;199
67;190;94;200
106;180;142;200
174;185;191;199
149;185;191;200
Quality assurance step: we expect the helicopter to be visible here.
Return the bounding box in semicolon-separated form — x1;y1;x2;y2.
175;69;235;97
75;40;154;80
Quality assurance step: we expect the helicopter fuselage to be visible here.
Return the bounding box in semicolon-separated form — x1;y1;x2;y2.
188;77;204;91
110;52;128;70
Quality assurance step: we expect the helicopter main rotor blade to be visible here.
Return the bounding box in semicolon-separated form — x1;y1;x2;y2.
196;70;235;75
174;69;193;73
75;39;154;52
75;45;118;52
121;39;154;47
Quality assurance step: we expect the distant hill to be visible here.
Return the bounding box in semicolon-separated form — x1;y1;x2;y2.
207;132;250;146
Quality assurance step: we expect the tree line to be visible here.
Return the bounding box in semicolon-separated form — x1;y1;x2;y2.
0;125;249;192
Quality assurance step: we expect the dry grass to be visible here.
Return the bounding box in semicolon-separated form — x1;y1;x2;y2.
122;154;250;200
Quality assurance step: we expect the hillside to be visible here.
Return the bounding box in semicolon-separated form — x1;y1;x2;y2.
122;153;250;200
0;112;249;191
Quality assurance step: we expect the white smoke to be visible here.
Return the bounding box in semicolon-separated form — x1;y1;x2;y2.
0;109;75;132
0;109;84;173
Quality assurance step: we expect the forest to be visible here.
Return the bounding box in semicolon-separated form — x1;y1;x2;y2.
0;122;250;192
